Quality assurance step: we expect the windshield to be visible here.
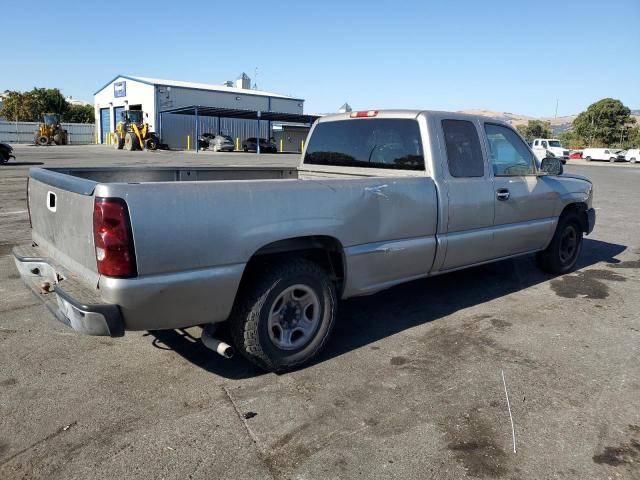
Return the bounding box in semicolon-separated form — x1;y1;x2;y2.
548;140;562;148
304;118;425;171
126;111;143;123
43;114;59;125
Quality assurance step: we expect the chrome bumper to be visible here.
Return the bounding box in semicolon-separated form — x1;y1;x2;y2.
12;245;124;336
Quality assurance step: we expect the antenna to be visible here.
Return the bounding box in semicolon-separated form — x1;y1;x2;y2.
253;67;258;90
554;99;559;119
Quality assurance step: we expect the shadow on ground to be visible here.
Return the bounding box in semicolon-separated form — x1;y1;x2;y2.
1;162;44;166
146;238;626;379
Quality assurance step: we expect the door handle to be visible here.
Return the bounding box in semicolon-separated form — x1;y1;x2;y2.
496;188;510;201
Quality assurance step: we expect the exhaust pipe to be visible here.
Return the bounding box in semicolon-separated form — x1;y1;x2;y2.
201;324;234;359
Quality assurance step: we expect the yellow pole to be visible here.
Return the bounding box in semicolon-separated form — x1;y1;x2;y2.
280;138;283;152
187;135;191;151
236;138;240;151
301;140;304;152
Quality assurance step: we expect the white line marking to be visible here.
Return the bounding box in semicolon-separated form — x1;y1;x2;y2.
502;369;517;453
0;210;28;217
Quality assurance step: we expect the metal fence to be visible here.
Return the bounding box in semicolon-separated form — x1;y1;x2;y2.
0;121;96;144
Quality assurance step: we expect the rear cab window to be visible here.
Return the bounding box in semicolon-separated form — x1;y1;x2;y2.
304;118;425;171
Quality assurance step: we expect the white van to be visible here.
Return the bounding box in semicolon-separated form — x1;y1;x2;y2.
582;148;626;163
531;139;570;164
624;149;639;164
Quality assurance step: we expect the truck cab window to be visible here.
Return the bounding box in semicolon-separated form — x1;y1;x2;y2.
441;120;484;177
304;119;424;171
484;124;536;176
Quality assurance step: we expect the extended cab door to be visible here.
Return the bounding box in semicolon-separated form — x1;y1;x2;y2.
437;118;496;270
483;123;558;258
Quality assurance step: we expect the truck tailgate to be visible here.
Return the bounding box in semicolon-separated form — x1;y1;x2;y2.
28;171;99;285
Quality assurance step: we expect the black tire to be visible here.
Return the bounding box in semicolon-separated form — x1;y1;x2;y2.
230;258;337;372
630;158;637;164
609;157;616;163
0;153;8;164
113;133;124;150
62;131;68;145
243;145;248;152
585;156;591;162
124;132;139;151
144;136;158;151
37;135;49;146
53;133;62;145
536;212;583;274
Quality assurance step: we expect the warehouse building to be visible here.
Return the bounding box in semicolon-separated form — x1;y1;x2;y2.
93;73;314;150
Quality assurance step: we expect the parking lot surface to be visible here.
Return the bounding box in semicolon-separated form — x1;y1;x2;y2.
1;145;639;479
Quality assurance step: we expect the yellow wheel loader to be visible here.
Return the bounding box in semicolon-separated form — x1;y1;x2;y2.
34;114;68;146
114;111;159;151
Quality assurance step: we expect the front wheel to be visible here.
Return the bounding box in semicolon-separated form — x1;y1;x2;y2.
609;157;616;163
536;212;583;274
230;258;337;372
585;156;591;162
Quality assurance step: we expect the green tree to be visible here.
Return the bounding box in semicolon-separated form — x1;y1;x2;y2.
65;104;94;123
572;98;636;147
515;120;553;142
557;131;586;149
0;90;39;121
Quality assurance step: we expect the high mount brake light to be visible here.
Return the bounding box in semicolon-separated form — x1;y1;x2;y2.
350;110;379;118
93;197;137;277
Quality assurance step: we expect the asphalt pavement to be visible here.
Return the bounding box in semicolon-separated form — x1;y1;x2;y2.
1;145;639;479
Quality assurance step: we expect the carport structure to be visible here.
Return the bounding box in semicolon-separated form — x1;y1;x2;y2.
159;105;320;153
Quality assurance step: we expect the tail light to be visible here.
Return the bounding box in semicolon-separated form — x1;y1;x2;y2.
350;110;378;118
93;197;137;277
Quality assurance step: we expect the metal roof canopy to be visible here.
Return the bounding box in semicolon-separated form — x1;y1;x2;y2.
160;105;319;124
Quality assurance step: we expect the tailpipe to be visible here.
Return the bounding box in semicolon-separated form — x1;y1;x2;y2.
201;324;234;358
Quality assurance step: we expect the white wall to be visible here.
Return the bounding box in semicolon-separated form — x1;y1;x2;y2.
94;77;156;143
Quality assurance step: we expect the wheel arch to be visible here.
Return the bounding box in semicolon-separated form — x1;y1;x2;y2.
237;235;347;300
559;202;589;233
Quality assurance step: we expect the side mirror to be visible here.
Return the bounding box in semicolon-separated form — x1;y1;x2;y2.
541;156;563;175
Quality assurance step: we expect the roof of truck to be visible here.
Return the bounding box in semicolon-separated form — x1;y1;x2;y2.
316;109;511;125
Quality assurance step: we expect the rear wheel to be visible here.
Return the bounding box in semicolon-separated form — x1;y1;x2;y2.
230;258;337;372
124;132;139;151
585;156;591;162
609;157;616;163
630;158;637;164
536;212;583;274
53;133;63;145
37;135;49;146
243;145;248;152
144;136;158;150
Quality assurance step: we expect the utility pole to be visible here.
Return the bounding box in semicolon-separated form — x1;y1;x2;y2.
554;99;559;119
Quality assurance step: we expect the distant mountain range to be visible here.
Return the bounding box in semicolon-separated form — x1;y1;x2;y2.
458;109;640;134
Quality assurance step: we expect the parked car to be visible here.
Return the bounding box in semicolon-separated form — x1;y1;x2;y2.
531;138;570;164
0;142;15;164
569;151;582;159
242;137;277;153
198;133;215;150
13;110;595;372
624;148;639;164
582;148;626;163
210;135;235;152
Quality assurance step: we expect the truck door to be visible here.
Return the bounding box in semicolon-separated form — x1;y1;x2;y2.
483;123;558;258
438;119;496;270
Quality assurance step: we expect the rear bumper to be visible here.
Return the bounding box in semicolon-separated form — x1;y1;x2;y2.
13;245;124;336
12;243;245;335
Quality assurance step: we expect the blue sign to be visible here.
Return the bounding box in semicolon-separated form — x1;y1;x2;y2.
114;81;126;98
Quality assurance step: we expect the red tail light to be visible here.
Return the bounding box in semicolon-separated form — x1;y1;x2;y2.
350;110;378;118
93;197;137;277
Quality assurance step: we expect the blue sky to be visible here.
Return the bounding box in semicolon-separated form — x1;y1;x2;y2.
3;0;639;117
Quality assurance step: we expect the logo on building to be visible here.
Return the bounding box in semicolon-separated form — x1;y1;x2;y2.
114;81;127;98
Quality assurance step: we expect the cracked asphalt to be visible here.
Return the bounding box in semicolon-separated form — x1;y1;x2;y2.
1;145;639;479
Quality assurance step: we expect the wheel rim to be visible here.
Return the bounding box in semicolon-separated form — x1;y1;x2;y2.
267;284;321;350
559;225;578;264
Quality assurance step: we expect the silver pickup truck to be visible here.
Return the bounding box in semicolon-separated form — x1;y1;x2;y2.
13;110;595;371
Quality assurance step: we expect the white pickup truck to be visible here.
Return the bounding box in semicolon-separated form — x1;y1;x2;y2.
13;110;595;371
531;138;570;164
